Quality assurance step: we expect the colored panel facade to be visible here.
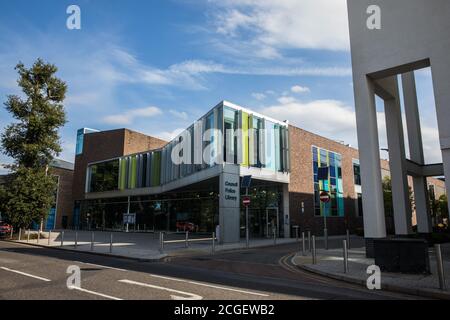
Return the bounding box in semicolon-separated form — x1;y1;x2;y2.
313;146;344;217
86;102;289;194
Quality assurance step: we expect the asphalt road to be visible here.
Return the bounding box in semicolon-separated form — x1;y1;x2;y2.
0;240;422;300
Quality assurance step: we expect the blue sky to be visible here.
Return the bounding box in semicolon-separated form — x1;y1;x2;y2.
0;0;441;171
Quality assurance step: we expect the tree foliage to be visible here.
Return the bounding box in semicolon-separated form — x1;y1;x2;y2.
0;59;67;228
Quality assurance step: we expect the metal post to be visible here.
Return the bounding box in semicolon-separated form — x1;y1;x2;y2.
302;232;306;256
343;240;349;273
435;244;446;290
346;229;350;249
307;231;311;252
10;227;13;240
273;228;276;245
126;223;129;233
18;228;22;241
144;224;146;232
312;236;316;264
109;233;113;254
137;224;140;232
27;229;30;242
212;232;216;254
48;230;51;245
245;187;249;249
159;232;165;253
90;231;94;251
185;231;189;248
61;231;65;247
37;230;40;244
74;231;78;248
295;226;299;242
324;228;328;250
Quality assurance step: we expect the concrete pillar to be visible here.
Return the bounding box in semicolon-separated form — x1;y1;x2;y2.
401;72;432;233
352;75;386;241
430;56;450;218
282;184;290;238
384;77;413;235
219;164;240;243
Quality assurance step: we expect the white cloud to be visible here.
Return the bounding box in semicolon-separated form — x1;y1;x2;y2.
169;109;189;120
155;128;185;141
291;85;310;93
252;92;266;100
103;106;162;125
209;0;350;58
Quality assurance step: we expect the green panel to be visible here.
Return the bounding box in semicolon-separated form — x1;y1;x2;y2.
151;151;161;187
119;158;127;190
130;155;137;189
241;111;249;167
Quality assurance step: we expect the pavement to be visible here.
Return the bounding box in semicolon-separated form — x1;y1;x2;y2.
0;240;421;300
12;229;303;261
291;241;450;300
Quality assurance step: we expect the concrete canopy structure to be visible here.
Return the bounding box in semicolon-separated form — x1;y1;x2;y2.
347;0;450;253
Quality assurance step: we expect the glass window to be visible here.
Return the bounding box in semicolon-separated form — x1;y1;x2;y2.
89;159;120;192
313;147;344;217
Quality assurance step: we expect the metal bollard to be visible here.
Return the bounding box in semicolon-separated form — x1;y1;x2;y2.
324;228;328;250
10;227;13;240
346;229;350;249
18;228;22;241
294;226;299;242
61;231;65;247
109;233;113;253
307;231;311;252
27;229;30;242
48;230;51;245
74;231;78;248
435;244;446;290
90;232;94;251
302;232;306;256
185;231;189;248
343;240;349;273
212;232;216;254
246;227;249;248
312;236;316;264
37;231;41;244
159;232;165;253
137;224;140;232
273;229;276;245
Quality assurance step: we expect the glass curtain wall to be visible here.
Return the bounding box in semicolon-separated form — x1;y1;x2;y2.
86;104;290;194
313;146;344;217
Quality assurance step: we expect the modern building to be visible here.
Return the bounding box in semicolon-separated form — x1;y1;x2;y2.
70;100;446;243
347;0;450;255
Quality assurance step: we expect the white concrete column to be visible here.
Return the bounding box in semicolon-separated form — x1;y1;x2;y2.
352;75;386;239
431;56;450;217
401;72;432;233
219;164;241;243
384;77;413;235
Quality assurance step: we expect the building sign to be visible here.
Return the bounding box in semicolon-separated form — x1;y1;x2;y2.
220;171;240;208
224;180;238;201
123;213;136;224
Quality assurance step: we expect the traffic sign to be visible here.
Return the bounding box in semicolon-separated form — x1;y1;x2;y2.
242;196;251;206
241;175;252;188
320;191;331;203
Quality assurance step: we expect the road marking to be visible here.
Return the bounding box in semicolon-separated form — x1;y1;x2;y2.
118;279;203;300
68;286;123;300
149;274;270;297
72;261;127;272
0;266;51;282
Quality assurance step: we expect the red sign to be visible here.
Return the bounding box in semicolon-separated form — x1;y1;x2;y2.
242;196;251;206
320;191;331;203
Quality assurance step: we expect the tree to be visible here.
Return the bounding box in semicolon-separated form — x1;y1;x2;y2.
0;59;67;228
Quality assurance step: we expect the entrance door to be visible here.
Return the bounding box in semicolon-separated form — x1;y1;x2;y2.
265;207;279;238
